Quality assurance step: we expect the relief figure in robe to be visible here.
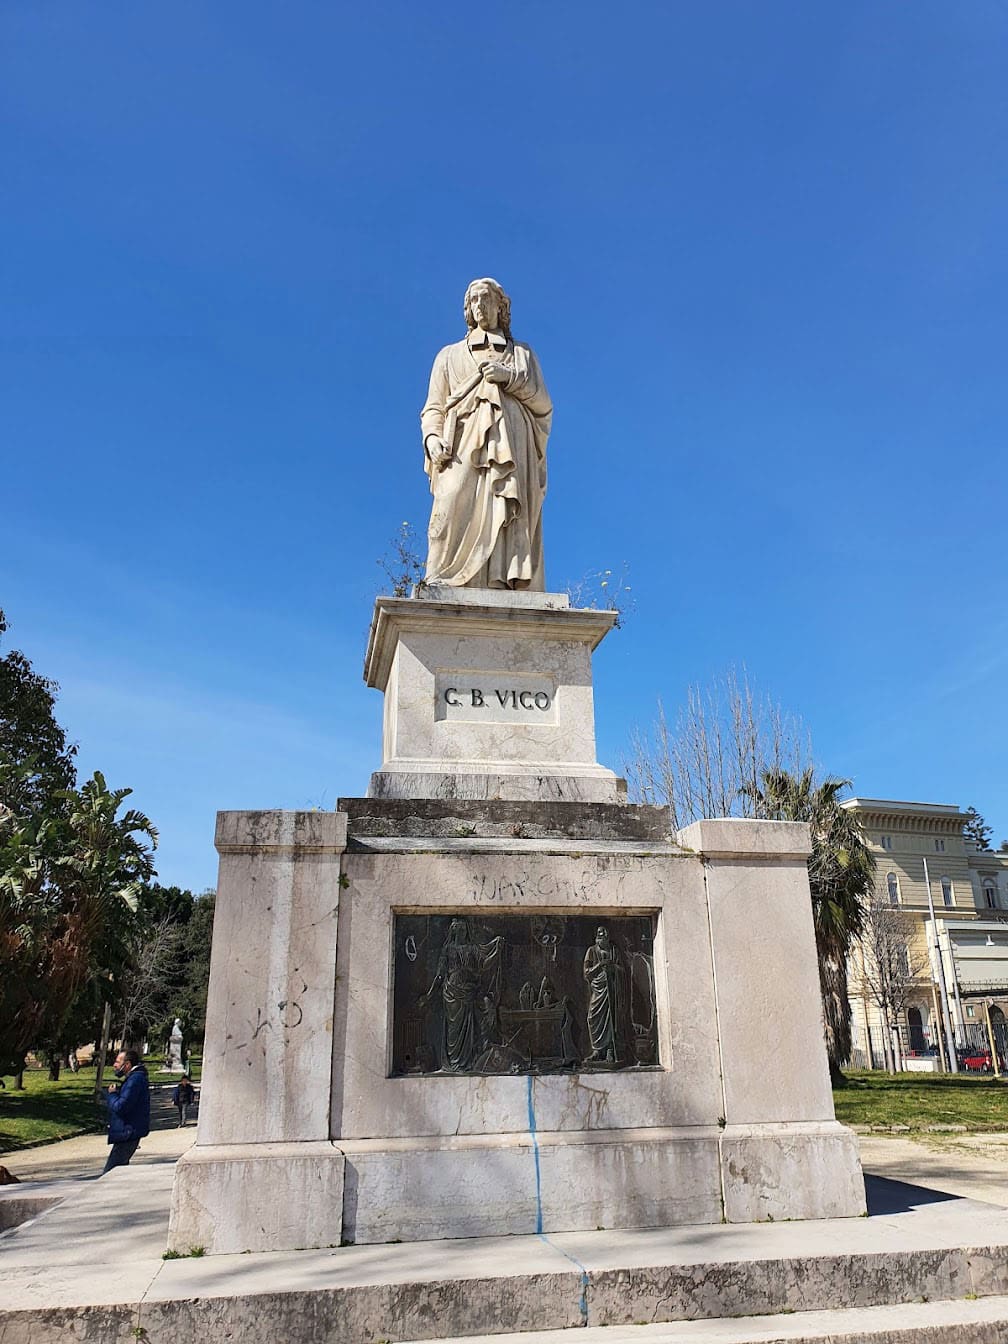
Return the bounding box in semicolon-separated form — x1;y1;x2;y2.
421;918;503;1072
421;278;552;590
583;925;629;1065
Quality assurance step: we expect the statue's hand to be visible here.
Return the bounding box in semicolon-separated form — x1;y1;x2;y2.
425;435;453;470
481;361;510;386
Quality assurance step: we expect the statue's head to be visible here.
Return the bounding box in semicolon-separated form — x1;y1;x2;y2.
448;916;470;943
595;926;609;947
463;278;511;340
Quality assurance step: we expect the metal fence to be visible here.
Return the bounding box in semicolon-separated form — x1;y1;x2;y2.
848;1016;1008;1072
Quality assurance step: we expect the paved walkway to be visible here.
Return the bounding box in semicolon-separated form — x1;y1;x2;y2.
3;1161;1008;1343
3;1126;1008;1342
1;1085;195;1182
5;1120;1008;1204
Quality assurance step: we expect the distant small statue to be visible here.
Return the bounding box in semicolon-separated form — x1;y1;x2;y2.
421;278;552;590
166;1017;184;1074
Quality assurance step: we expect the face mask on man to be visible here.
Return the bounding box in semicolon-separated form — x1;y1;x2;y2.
113;1064;127;1078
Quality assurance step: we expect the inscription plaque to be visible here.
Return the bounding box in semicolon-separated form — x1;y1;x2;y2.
391;912;658;1076
434;672;557;724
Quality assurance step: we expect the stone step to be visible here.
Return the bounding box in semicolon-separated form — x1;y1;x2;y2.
5;1167;1008;1344
397;1296;1008;1342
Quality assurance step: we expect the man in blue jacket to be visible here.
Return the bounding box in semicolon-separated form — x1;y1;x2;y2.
101;1048;151;1175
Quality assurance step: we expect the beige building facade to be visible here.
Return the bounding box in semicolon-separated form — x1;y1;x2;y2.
841;798;1008;1068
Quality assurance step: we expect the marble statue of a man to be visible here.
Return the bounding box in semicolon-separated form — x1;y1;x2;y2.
421;278;552;589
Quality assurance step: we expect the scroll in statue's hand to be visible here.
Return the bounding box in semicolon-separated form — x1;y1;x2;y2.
481;361;510;386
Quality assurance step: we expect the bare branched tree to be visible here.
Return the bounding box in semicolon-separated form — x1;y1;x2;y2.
854;891;930;1073
118;917;184;1047
624;667;811;829
625;670;876;1081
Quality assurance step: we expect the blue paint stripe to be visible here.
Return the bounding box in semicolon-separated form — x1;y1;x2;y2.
526;1074;543;1235
527;1075;590;1324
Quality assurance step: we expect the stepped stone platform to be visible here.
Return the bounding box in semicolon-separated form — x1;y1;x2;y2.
4;1161;1008;1343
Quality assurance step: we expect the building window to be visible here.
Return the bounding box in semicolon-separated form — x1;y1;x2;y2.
984;880;998;910
934;839;945;853
941;877;954;907
887;872;900;906
880;835;893;850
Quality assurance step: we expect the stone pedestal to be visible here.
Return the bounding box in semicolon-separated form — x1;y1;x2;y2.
169;799;864;1253
363;588;623;802
169;589;864;1254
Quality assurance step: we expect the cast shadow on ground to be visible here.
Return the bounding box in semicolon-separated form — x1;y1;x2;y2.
865;1173;957;1216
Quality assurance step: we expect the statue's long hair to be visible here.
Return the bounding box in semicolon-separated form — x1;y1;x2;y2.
463;278;512;340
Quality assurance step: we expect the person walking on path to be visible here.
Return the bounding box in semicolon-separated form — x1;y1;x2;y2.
171;1074;196;1127
101;1048;150;1175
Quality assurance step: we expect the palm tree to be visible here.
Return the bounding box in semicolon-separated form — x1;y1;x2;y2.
53;771;158;1024
744;767;875;1083
0;799;61;1074
3;770;158;1069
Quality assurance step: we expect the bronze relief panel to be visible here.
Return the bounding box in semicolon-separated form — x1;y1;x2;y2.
391;912;658;1076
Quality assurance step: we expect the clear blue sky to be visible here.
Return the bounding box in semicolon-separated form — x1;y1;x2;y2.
3;2;1006;890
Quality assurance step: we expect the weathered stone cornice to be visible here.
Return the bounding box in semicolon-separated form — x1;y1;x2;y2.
364;593;617;690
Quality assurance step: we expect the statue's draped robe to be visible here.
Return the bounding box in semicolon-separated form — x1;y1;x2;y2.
583;940;627;1063
437;934;502;1072
421;330;552;589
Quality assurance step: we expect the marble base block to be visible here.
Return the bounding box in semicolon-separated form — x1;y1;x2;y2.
168;1143;345;1254
340;1128;724;1245
719;1121;867;1222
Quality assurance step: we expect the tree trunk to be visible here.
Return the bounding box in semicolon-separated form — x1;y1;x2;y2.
14;1069;24;1090
881;1027;894;1074
94;1002;112;1098
817;943;852;1082
891;1022;903;1073
48;1058;61;1081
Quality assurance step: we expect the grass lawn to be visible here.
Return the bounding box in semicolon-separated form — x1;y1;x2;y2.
0;1054;202;1153
834;1068;1008;1132
0;1067;107;1152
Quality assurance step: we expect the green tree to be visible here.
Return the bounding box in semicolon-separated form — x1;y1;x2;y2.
0;788;64;1074
1;612;80;1073
56;770;158;1006
104;883;215;1051
174;891;215;1043
0;610;76;815
0;769;157;1075
0;616;164;1075
744;768;876;1083
138;883;197;928
963;805;993;852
